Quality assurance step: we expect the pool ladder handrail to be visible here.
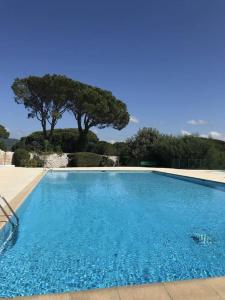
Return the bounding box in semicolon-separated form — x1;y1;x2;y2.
0;195;19;228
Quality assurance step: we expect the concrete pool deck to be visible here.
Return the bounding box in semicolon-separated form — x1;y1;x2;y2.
8;277;225;300
1;166;225;300
0;167;45;230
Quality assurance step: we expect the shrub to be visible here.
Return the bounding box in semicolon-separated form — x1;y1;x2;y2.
13;129;99;153
0;141;6;151
0;125;10;139
27;155;44;168
12;149;30;167
68;152;114;167
119;127;225;169
91;141;116;155
99;155;114;167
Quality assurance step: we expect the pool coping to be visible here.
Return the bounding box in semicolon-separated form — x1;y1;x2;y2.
52;167;225;183
151;168;225;184
5;277;225;300
152;170;225;191
0;171;46;231
2;167;225;300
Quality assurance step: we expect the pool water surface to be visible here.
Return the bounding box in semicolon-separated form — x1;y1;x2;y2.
1;171;225;297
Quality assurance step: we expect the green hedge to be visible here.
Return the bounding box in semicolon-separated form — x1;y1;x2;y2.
27;155;44;168
0;141;6;151
68;152;114;167
12;149;30;167
12;150;44;167
12;128;98;153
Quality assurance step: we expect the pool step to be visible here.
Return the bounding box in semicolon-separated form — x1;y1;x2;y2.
0;195;19;227
0;195;19;253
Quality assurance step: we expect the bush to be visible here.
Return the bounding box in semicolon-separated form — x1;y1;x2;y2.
12;149;30;167
90;141;116;155
0;125;10;139
13;129;99;153
99;156;114;167
27;155;44;168
68;152;114;167
0;141;6;151
119;127;225;169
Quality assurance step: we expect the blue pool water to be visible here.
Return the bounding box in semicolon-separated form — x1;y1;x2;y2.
1;171;225;297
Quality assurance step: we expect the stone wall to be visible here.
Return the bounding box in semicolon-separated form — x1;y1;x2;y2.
0;151;118;168
108;156;119;166
41;153;68;168
0;150;14;165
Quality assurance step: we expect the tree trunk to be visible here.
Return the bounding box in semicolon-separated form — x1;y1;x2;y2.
42;120;47;140
77;130;88;152
76;114;89;151
49;119;56;143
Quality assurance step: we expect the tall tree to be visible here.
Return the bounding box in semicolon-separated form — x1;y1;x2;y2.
12;74;74;141
0;124;10;139
68;81;130;151
127;127;160;160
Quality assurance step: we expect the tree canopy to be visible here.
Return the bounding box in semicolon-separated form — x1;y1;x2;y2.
68;81;130;150
118;127;225;169
0;141;6;151
126;128;160;160
0;124;10;139
12;128;98;153
12;74;74;140
12;75;130;151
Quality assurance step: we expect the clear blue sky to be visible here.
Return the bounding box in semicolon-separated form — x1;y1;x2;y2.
1;0;225;142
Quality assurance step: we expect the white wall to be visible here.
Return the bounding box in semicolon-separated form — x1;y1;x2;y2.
0;150;14;165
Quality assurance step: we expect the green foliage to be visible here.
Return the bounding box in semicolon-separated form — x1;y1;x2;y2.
100;156;115;167
0;138;18;151
12;75;130;152
12;128;98;153
68;81;130;151
114;142;135;166
27;155;44;168
0;141;6;151
119;128;225;169
68;152;114;167
129;127;160;159
108;130;163;166
12;74;74;140
0;125;10;139
89;141;116;156
12;149;30;167
12;149;44;167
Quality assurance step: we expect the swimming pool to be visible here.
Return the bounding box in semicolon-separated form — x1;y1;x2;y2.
1;171;225;297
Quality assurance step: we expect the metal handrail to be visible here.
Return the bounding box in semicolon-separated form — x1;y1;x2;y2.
0;195;19;227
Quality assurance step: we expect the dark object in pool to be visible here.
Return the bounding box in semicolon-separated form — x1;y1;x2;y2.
191;233;215;245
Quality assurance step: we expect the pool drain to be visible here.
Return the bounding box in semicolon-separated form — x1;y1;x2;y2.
190;233;215;245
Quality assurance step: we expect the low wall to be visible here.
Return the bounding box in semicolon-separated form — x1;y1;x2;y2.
0;151;118;168
0;150;14;165
41;153;68;168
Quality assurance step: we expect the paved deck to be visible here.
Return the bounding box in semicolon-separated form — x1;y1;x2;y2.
0;167;225;300
150;168;225;184
0;167;44;230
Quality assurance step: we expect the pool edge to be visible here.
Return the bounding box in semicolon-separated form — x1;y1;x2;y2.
0;170;46;231
152;170;225;191
5;276;225;300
